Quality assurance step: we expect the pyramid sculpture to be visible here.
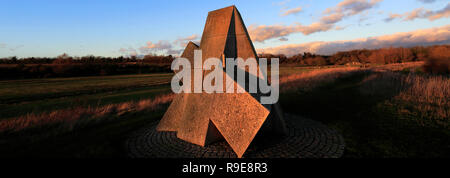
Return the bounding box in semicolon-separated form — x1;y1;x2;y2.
156;5;287;158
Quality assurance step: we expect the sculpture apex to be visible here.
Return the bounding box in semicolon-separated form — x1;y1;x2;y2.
156;6;287;158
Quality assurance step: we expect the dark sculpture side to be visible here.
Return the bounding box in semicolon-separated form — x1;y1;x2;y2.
156;5;287;158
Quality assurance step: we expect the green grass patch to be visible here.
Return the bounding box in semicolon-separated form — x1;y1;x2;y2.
0;73;173;119
0;73;173;104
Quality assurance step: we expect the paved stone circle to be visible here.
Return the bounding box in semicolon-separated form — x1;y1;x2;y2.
125;114;345;158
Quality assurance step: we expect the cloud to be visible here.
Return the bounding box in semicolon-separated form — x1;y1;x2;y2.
122;34;199;56
299;22;335;35
274;0;291;6
405;8;431;20
428;3;450;20
324;0;383;20
335;25;348;30
321;0;381;25
173;34;199;47
167;49;184;55
279;37;289;41
249;0;382;42
417;0;436;4
119;47;138;56
144;40;173;50
257;25;450;56
281;6;303;16
384;13;403;22
8;45;24;52
0;43;6;49
139;40;172;55
248;24;296;42
385;3;450;22
179;34;199;41
326;0;382;16
248;22;334;42
320;13;345;24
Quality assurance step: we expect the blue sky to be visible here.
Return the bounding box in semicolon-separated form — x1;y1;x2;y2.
0;0;449;57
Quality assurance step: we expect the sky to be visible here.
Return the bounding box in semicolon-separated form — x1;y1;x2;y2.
0;0;449;58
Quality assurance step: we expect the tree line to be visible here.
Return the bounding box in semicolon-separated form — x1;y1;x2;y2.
0;45;448;79
0;54;175;79
259;45;449;66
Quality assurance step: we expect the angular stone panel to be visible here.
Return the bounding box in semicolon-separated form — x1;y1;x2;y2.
156;5;287;158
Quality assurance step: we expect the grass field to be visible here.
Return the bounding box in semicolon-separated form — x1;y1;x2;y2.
0;66;314;119
280;65;449;157
0;63;448;158
0;73;173;118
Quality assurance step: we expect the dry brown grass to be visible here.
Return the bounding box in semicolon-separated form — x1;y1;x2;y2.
280;61;449;128
0;67;365;134
280;67;367;93
0;94;175;134
1;62;447;134
359;71;449;128
423;45;450;74
423;58;450;74
371;61;424;72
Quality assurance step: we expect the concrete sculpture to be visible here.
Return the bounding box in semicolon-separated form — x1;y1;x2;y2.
156;5;287;158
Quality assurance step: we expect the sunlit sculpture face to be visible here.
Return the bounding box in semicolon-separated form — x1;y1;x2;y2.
156;6;287;158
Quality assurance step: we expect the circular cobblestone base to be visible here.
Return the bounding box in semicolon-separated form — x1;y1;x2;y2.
125;114;345;158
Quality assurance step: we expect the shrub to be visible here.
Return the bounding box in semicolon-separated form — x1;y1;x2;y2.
423;58;450;75
423;46;450;75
